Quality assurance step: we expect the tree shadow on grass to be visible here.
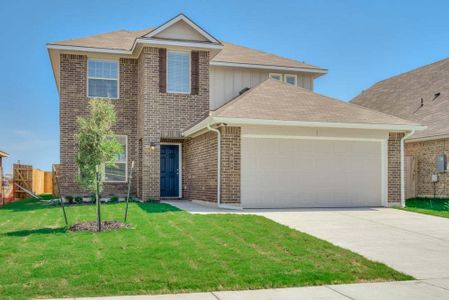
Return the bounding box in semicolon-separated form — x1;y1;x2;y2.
137;202;182;214
3;227;67;237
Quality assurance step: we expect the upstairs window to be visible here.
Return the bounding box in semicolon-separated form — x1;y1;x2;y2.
269;73;283;81
88;59;119;98
104;135;127;183
167;51;190;93
284;74;297;86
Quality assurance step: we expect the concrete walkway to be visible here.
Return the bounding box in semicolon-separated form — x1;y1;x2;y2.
59;278;449;299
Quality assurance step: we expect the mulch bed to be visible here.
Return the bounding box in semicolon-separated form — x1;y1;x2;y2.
69;221;130;232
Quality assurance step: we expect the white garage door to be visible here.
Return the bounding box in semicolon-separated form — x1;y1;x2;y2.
241;137;385;208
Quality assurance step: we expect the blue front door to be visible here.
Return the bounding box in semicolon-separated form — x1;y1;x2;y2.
160;145;179;197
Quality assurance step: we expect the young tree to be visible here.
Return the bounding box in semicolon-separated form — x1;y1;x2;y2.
75;99;123;231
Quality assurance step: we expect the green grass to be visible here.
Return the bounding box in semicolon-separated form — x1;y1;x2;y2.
0;198;411;299
401;197;449;219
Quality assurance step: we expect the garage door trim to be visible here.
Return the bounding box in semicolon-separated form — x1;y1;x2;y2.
241;133;388;208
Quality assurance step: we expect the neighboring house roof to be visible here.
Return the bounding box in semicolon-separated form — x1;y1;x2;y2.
183;79;424;137
48;29;325;73
0;150;9;158
352;58;449;141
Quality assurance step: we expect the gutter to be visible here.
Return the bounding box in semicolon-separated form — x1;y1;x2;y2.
206;124;241;210
400;130;416;207
183;116;426;138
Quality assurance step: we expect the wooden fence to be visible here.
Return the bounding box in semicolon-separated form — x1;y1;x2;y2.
13;164;56;199
13;163;33;199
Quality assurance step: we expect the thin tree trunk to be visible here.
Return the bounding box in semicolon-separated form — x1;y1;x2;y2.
96;167;101;232
124;161;135;222
53;165;68;226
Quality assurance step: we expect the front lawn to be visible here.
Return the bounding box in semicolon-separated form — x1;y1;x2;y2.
401;197;449;219
0;198;411;299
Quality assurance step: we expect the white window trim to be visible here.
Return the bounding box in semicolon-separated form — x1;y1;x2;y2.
166;50;191;94
103;135;128;183
87;58;120;99
269;73;283;81
284;74;298;86
160;142;182;198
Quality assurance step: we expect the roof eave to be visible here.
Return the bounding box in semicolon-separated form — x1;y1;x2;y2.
210;61;328;75
182;116;426;137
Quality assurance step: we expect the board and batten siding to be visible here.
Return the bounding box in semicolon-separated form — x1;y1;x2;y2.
209;66;314;110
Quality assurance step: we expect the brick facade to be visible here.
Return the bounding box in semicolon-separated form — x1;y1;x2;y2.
182;126;241;205
406;138;449;197
220;127;241;204
182;131;217;202
58;50;403;207
137;47;210;200
59;54;138;196
388;132;404;206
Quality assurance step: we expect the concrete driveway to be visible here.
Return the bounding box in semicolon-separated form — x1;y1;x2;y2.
252;207;449;280
165;201;449;280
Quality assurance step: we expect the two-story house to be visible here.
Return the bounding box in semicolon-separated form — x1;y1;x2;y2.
48;14;423;209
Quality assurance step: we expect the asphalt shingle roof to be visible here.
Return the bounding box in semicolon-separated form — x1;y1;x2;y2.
212;79;419;126
49;28;324;71
352;58;449;139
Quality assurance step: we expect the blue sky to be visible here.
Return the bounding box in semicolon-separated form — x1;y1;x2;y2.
0;0;448;173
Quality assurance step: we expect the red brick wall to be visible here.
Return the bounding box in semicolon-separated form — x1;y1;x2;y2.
406;138;449;197
59;54;138;196
388;132;404;205
182;126;241;204
137;47;210;200
220;126;241;204
182;131;218;202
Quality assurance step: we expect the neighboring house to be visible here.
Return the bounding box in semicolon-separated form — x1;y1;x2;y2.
352;58;449;198
47;14;423;208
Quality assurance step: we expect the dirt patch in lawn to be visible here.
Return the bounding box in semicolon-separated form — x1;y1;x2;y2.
69;221;130;232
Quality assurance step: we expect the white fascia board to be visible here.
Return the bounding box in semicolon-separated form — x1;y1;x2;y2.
210;61;328;74
47;44;131;54
182;117;214;137
144;14;221;45
406;133;449;143
182;116;426;137
136;38;223;50
212;117;426;131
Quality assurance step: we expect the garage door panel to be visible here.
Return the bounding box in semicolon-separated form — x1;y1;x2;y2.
242;137;383;208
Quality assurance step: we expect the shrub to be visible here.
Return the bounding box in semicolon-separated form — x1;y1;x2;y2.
51;198;61;206
65;195;74;204
74;196;83;204
146;197;157;203
129;196;139;202
109;195;119;203
39;194;57;200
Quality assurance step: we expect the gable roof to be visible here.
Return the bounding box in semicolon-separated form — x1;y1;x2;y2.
352;58;449;140
48;23;326;73
183;79;423;137
142;14;221;44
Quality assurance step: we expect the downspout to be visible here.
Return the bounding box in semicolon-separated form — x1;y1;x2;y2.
206;124;241;210
400;130;415;208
